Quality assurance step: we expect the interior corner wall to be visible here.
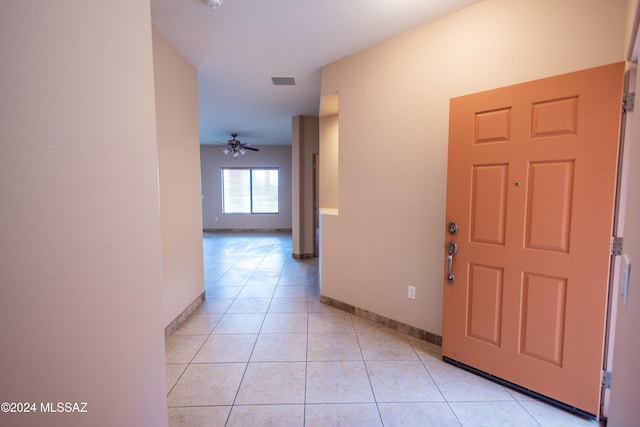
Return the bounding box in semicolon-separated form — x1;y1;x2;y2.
200;145;293;230
319;0;628;336
292;115;320;257
0;2;168;426
152;27;205;328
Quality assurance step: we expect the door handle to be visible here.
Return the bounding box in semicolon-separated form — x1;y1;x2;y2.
447;241;458;283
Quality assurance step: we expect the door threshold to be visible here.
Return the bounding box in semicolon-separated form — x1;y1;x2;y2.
442;357;600;422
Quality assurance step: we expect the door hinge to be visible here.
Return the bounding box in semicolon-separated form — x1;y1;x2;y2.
623;92;635;113
602;370;612;389
612;236;623;256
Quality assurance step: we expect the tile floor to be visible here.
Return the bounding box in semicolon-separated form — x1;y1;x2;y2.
165;232;600;426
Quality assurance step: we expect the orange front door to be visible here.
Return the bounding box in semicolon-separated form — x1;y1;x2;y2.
443;62;624;418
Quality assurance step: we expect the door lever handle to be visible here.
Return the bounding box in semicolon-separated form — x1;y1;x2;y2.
447;242;457;284
447;255;454;283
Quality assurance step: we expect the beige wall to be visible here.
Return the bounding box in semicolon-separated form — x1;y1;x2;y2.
200;145;292;230
0;2;168;426
319;111;339;210
319;0;628;336
152;27;205;327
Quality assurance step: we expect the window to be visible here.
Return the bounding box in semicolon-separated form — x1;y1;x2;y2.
222;168;279;214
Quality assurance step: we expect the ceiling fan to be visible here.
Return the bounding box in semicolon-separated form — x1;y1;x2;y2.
222;133;259;158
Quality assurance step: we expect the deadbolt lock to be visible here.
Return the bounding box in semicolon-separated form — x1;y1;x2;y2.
448;221;458;235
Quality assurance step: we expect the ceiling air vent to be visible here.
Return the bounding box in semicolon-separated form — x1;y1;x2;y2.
271;76;296;86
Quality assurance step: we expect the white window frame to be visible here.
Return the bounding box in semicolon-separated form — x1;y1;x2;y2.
221;167;279;214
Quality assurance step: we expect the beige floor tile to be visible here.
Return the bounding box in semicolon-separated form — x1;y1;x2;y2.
165;334;208;363
277;275;309;286
220;271;252;284
425;361;514;401
449;401;539;427
165;364;187;394
505;388;537;401
250;333;307;362
253;268;284;277
268;297;309;313
203;270;225;281
377;402;461;427
205;286;242;299
172;314;222;335
233;260;261;270
227;297;271;313
245;275;280;286
261;313;308;333
273;285;310;298
193;298;233;314
407;336;442;362
168;406;231;427
307;333;363;361
237;286;276;298
357;332;419;361
235;362;306;404
305;403;382;427
308;311;355;333
207;277;246;287
213;313;265;334
203;260;231;268
306;361;375;404
192;334;257;363
226;404;304;427
282;264;310;275
167;363;246;406
519;399;600;426
366;360;444;402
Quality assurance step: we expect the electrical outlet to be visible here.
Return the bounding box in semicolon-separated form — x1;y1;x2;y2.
408;286;416;300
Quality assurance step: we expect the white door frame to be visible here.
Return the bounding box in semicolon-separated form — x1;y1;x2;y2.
603;1;640;422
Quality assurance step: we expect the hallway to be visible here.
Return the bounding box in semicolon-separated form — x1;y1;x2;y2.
165;232;598;426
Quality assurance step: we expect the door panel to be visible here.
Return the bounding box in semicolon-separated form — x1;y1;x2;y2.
525;161;574;252
443;62;624;418
531;96;578;137
471;164;508;245
520;272;567;366
467;264;504;345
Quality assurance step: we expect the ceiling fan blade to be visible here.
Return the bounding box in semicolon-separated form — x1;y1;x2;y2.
243;146;259;151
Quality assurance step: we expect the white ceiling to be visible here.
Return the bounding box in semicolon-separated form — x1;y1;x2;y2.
150;0;484;146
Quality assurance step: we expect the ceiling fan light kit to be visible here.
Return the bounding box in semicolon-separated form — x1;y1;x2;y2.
207;0;223;10
222;133;259;159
